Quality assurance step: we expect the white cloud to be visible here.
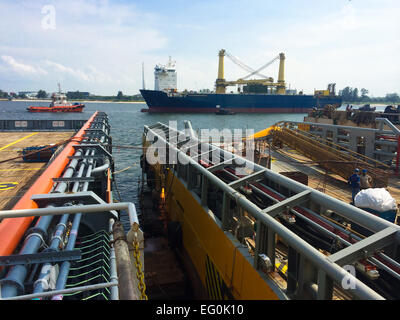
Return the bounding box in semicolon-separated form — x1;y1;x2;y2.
1;55;47;75
0;1;399;96
45;60;92;82
175;23;205;31
87;65;113;84
254;3;400;96
0;0;168;94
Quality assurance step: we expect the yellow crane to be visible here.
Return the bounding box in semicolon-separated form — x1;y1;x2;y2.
215;49;286;95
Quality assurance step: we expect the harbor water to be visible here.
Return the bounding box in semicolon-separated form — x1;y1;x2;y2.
0;100;387;216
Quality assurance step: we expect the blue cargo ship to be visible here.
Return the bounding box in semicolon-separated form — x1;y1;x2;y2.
140;51;342;113
140;89;342;113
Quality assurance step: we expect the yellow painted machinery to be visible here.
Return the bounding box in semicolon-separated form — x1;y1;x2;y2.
215;49;286;95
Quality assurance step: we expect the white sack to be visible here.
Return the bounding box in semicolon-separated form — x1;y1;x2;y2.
354;188;397;212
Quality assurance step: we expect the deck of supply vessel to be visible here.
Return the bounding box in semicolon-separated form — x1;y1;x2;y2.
251;119;400;219
2;112;400;301
140;121;400;300
305;107;400;128
0;112;145;300
0;131;74;211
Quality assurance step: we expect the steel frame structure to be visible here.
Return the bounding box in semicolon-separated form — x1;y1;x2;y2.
143;121;400;300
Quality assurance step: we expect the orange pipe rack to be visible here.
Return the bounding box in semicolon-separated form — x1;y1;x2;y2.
0;111;99;257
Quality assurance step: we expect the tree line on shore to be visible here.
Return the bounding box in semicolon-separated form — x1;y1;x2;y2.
0;89;144;102
2;87;399;104
338;87;400;104
67;90;144;102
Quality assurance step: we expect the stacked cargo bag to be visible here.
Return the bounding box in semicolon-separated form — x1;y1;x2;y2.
22;144;57;162
354;188;398;223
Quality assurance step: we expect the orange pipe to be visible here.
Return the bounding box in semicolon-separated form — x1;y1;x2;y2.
0;111;99;257
106;168;112;203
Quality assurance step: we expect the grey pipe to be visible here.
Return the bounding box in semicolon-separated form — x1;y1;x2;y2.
252;182;400;280
1;281;118;301
32;150;91;295
376;118;400;135
112;220;139;300
53;149;83;193
184;120;197;139
51;210;83;300
0;203;135;224
109;219;119;300
32;213;70;296
52;147;96;299
91;158;110;174
51;128;117;300
0;148;84;298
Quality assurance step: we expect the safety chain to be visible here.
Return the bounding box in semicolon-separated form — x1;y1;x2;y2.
132;227;148;300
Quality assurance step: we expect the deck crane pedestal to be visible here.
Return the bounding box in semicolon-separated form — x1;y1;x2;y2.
215;49;286;95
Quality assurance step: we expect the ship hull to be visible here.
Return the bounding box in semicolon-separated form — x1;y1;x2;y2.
143;155;283;300
27;104;85;113
140;90;342;113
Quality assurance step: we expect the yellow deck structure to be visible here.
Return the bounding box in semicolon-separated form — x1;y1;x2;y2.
251;120;400;209
267;146;400;207
0;131;73;210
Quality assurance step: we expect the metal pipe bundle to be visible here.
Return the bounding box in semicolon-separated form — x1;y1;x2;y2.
0;150;84;298
143;122;396;300
0;112;116;299
32;150;92;296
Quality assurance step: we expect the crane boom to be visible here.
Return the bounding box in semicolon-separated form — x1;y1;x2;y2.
225;51;270;79
241;55;280;80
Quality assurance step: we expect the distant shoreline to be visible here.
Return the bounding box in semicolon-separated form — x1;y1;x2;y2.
2;98;397;106
342;102;397;106
2;99;145;104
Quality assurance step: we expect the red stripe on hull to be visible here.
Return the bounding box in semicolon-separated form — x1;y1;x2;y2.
27;105;85;113
143;107;311;113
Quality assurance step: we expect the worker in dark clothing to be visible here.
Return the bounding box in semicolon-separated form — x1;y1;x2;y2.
348;168;361;204
346;104;353;119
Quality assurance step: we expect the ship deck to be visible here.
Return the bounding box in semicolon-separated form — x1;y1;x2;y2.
268;146;400;209
0;131;74;210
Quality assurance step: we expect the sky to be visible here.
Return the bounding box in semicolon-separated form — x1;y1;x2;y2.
0;0;399;96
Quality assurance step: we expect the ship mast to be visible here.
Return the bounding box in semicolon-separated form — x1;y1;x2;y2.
142;62;146;90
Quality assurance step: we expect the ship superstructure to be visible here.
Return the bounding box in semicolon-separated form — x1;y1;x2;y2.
154;56;177;92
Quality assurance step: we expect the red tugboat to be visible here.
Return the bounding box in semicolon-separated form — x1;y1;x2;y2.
27;84;85;113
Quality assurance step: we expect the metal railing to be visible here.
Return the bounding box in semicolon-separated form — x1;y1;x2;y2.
271;122;390;187
143;121;400;300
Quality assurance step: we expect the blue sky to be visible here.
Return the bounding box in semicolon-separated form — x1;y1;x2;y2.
0;0;399;96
